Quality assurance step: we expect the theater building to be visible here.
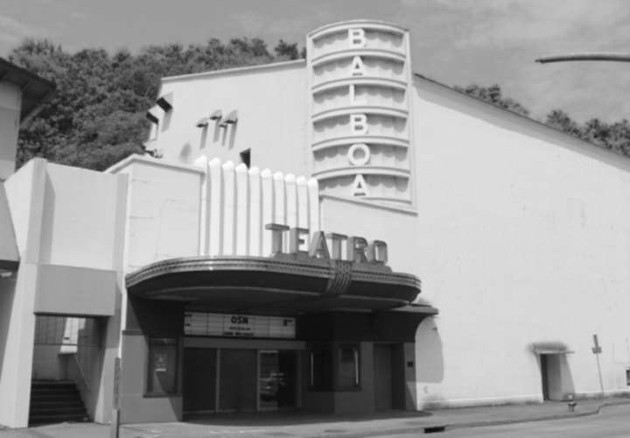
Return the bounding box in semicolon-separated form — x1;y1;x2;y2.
1;19;630;428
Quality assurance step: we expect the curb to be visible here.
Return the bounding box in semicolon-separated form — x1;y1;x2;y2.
310;399;630;437
448;399;630;431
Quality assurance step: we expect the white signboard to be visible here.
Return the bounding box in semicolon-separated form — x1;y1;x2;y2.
184;312;296;339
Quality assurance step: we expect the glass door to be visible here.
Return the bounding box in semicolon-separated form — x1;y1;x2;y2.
219;349;258;412
183;348;217;414
258;350;297;410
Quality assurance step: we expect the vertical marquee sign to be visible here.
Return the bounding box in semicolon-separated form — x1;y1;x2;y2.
307;20;413;204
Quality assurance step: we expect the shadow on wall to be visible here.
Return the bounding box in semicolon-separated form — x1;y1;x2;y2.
199;126;208;150
221;123;238;149
414;316;445;408
179;143;192;163
161;111;172;133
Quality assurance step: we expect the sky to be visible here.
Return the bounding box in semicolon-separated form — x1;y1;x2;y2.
1;0;630;123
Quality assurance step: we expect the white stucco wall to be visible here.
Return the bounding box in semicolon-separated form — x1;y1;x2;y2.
112;158;204;273
149;61;310;176
409;77;630;406
39;163;128;271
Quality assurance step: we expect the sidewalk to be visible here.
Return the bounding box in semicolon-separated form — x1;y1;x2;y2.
2;396;630;438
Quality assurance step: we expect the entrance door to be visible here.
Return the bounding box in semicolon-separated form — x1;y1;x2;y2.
258;350;297;410
374;344;406;411
183;348;217;413
219;349;257;412
374;344;393;411
540;354;550;401
540;353;573;401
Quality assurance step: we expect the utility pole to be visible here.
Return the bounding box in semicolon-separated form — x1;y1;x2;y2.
592;334;605;395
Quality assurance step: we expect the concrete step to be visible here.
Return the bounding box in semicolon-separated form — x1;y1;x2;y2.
29;380;89;426
29;412;88;425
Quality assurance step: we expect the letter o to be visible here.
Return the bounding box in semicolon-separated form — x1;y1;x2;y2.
348;144;370;166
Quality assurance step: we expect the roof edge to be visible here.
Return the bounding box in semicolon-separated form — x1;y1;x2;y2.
162;59;305;83
413;71;630;164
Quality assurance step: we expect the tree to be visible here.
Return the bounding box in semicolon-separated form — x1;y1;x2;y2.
9;36;301;171
274;39;299;60
457;83;630;158
455;84;530;116
545;110;582;138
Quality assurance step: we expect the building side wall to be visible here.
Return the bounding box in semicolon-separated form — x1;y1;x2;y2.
121;160;203;272
0;264;38;428
0;82;21;181
410;78;630;406
1;160;127;426
150;64;310;176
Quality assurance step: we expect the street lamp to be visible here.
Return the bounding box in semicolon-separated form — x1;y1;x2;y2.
536;53;630;64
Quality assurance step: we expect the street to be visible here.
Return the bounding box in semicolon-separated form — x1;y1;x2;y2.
384;404;630;437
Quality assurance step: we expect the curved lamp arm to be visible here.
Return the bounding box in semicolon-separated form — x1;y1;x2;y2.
536;53;630;64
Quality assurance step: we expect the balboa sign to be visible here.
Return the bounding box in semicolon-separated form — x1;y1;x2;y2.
265;223;388;265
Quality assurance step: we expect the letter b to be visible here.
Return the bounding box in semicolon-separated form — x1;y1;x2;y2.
349;28;366;48
350;114;368;135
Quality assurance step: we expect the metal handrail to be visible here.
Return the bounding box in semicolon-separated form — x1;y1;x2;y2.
71;352;90;392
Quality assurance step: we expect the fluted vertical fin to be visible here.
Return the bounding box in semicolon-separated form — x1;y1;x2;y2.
221;161;236;255
248;166;262;256
235;163;249;255
207;158;223;256
261;168;274;256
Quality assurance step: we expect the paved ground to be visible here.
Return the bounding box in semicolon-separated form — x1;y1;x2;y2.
386;404;630;437
1;396;629;438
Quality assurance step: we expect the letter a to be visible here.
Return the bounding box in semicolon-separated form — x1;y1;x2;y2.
350;56;366;77
351;174;369;196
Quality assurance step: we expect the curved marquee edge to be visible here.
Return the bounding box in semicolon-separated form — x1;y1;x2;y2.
126;255;421;294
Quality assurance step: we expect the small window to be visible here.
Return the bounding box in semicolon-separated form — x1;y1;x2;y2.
337;345;360;388
147;338;178;396
240;149;251;168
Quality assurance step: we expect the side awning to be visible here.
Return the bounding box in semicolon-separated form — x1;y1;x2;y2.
531;341;573;355
0;183;18;269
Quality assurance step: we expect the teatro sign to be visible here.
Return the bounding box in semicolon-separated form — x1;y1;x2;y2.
265;223;388;265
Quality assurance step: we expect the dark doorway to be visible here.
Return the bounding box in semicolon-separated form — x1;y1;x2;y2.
539;353;575;401
183;348;217;413
374;343;405;411
219;349;257;412
540;354;550;400
374;344;393;410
